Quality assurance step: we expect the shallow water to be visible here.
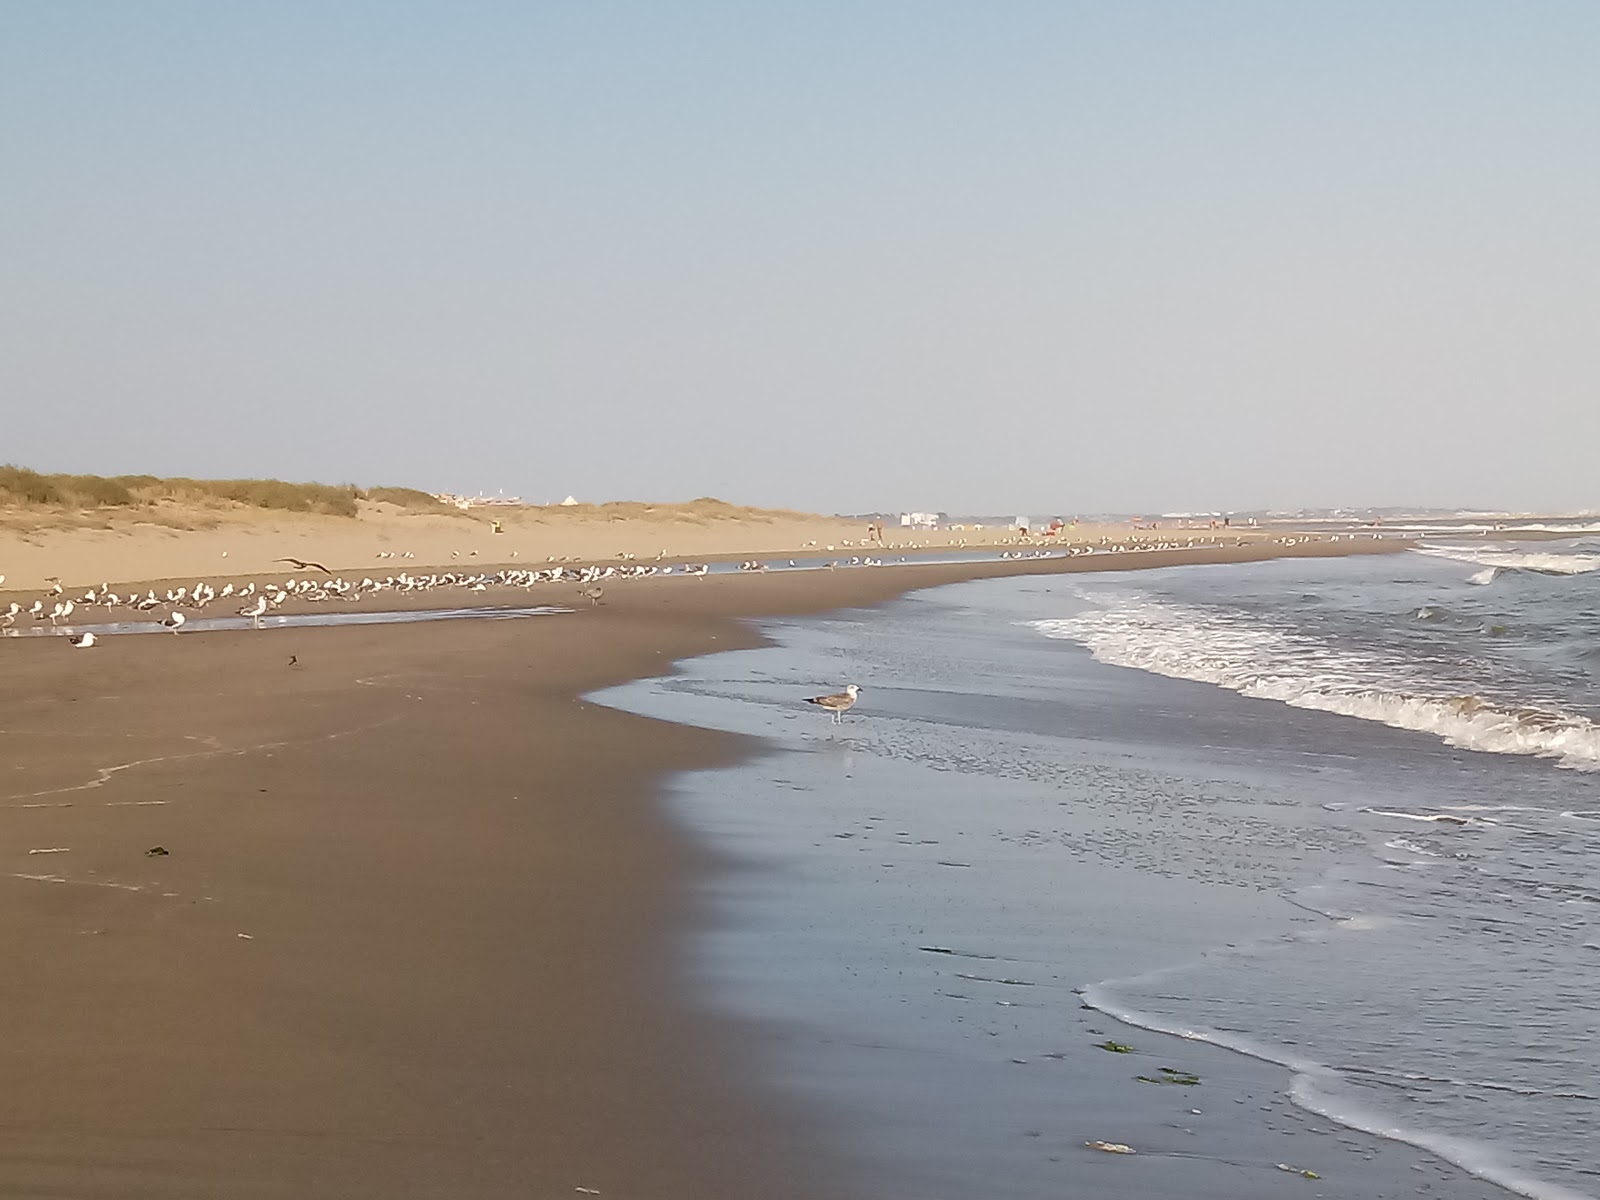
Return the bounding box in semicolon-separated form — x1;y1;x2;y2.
599;558;1599;1200
4;604;572;637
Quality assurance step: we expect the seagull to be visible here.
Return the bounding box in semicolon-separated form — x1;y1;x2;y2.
579;585;604;607
275;557;331;573
68;631;96;648
160;611;186;633
239;596;268;629
805;683;862;724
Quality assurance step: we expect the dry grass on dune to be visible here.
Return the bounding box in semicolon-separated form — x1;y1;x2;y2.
0;467;470;524
0;468;832;541
0;466;362;517
363;486;455;512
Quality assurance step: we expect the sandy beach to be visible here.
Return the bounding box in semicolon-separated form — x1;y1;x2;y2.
11;1;1590;1192
0;491;1307;599
1;531;1409;1198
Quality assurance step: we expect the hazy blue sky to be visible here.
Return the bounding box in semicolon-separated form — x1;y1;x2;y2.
3;2;1596;513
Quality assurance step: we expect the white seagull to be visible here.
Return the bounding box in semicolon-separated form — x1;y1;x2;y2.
160;611;187;633
68;631;96;648
805;683;862;724
239;596;269;629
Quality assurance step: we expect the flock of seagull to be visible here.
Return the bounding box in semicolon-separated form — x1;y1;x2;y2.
0;560;712;645
1;530;1376;650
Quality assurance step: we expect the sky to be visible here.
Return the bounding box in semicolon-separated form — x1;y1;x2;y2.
2;1;1596;514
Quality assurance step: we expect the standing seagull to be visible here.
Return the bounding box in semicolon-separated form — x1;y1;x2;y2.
160;611;187;634
579;585;604;607
805;683;862;724
239;596;269;629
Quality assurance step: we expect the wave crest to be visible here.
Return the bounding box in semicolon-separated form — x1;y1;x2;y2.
1414;546;1600;577
1033;600;1600;771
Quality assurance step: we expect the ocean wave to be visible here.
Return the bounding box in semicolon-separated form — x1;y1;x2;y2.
1033;600;1600;771
1413;546;1600;577
1388;522;1600;535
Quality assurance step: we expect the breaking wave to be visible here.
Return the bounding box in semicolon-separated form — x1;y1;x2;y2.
1033;599;1600;771
1413;546;1600;577
1386;521;1600;535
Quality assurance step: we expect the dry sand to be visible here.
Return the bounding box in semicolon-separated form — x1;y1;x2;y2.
1;536;1410;1198
0;499;1273;595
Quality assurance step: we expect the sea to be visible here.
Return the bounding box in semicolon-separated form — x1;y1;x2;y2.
598;538;1600;1200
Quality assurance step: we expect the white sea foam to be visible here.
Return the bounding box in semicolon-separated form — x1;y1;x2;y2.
1388;522;1600;535
1364;807;1485;825
1413;545;1600;576
1383;837;1441;860
1033;599;1600;770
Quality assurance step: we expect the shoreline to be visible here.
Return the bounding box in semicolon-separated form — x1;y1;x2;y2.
2;538;1406;1198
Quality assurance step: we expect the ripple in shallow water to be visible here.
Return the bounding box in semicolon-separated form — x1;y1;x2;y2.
7;605;572;638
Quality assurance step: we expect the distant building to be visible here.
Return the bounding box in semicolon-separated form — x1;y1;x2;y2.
899;512;940;529
433;492;526;510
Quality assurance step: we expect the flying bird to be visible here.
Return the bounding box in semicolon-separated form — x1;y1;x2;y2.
805;683;862;723
275;557;331;573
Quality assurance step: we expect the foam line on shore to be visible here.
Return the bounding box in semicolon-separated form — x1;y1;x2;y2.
1079;972;1589;1200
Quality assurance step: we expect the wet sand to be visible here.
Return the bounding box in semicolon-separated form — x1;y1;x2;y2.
1;541;1400;1198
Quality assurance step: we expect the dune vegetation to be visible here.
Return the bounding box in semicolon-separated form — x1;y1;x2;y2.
0;467;829;544
0;467;456;519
